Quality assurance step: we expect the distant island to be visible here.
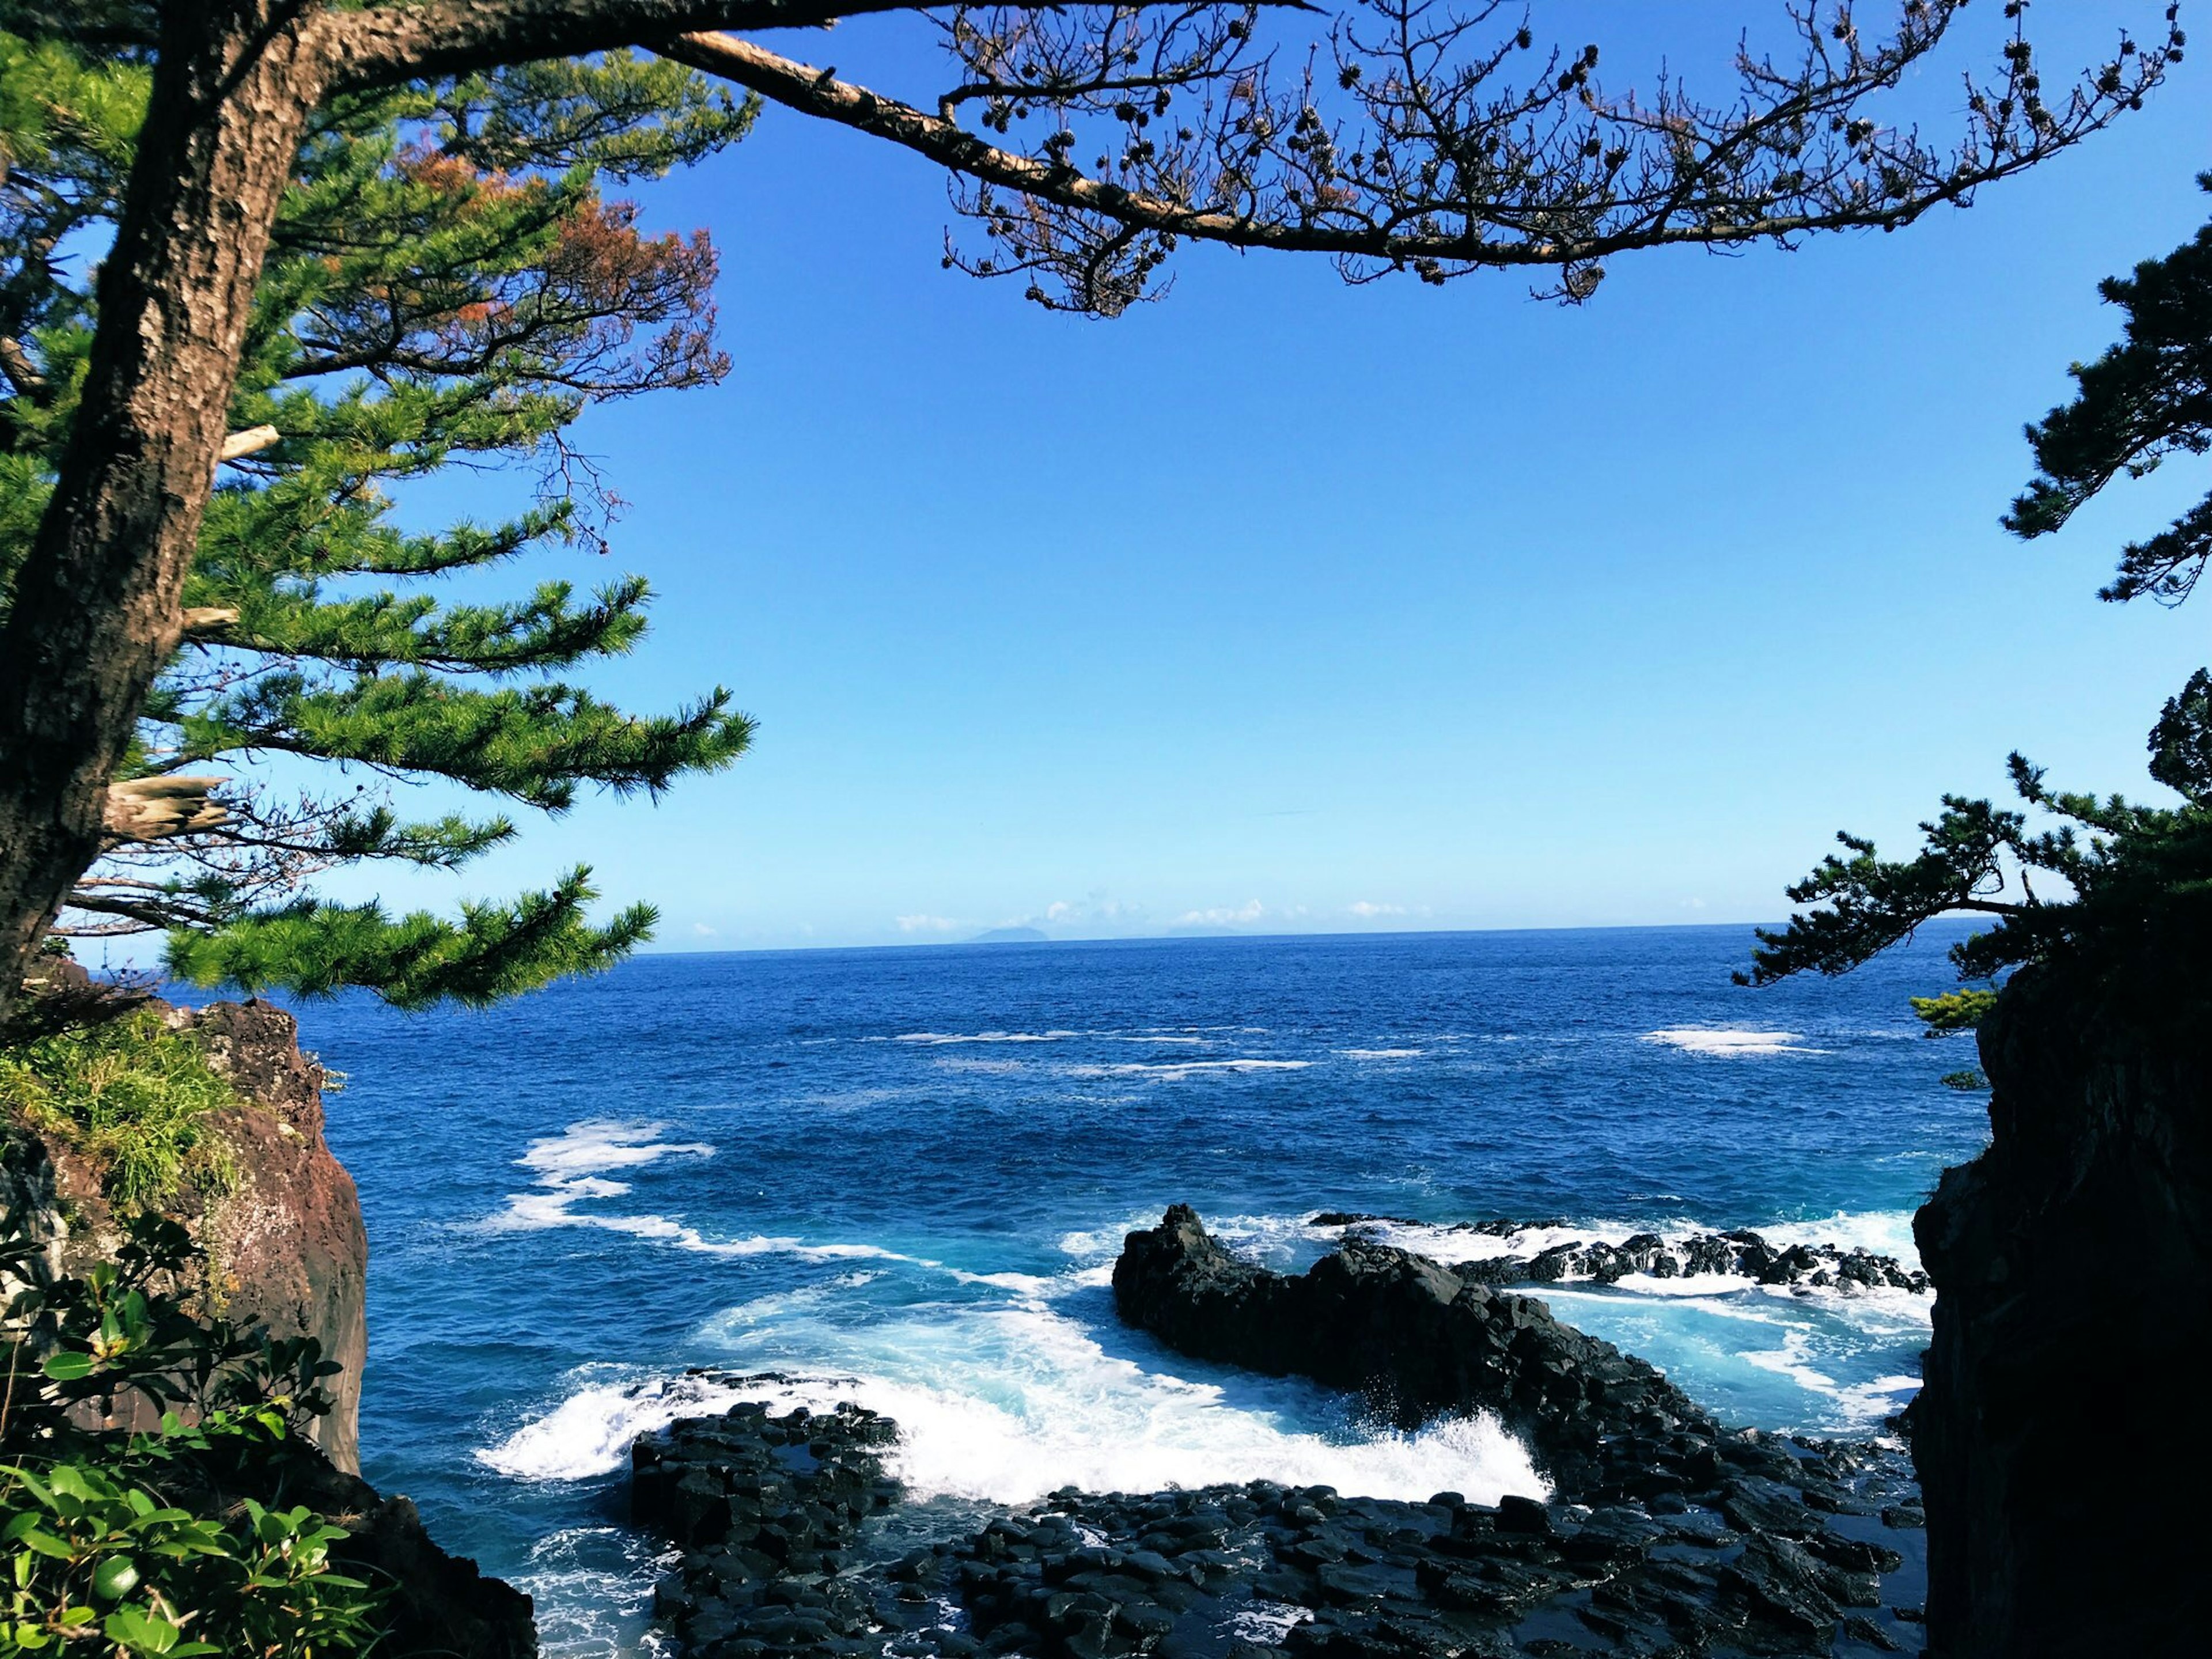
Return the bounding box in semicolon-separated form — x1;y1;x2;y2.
969;926;1047;944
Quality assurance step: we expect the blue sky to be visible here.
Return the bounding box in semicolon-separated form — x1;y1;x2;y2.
184;8;2212;956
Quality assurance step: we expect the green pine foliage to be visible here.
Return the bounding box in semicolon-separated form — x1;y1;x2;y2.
1748;194;2212;1029
1910;988;2001;1036
2004;173;2212;605
0;36;756;1008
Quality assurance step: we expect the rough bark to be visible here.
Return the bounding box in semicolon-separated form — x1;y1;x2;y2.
0;5;323;1022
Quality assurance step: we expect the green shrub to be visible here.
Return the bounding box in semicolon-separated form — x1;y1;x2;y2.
0;1013;237;1207
0;1216;377;1657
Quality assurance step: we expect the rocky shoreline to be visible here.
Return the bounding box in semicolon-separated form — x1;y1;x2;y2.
631;1209;1930;1659
1305;1216;1929;1297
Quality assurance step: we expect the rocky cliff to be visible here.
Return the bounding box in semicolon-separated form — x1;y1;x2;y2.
3;982;540;1656
1913;958;2212;1657
3;993;368;1471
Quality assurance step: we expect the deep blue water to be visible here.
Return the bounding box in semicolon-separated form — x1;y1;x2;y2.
271;923;1988;1654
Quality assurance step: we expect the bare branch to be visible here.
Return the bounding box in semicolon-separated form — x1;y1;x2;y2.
218;425;281;462
669;1;2180;315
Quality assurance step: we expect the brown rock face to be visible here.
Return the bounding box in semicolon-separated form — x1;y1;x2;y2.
173;999;368;1471
6;996;367;1471
1912;959;2212;1657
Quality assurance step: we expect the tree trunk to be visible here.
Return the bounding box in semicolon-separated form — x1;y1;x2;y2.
0;5;321;1019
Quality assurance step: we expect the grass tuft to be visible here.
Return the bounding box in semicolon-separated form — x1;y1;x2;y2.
0;1010;240;1207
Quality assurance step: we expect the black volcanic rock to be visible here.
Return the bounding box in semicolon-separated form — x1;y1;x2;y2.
630;1382;1926;1659
630;1214;1940;1659
1912;956;2212;1657
632;1387;904;1659
1302;1214;1928;1296
1112;1203;1711;1495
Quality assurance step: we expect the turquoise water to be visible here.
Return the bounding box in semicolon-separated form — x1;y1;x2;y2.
279;923;1985;1652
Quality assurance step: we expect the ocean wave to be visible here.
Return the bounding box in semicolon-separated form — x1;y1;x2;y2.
491;1308;1548;1508
478;1369;761;1481
1757;1209;1922;1262
516;1119;713;1183
1338;1048;1423;1060
889;1031;1081;1045
1642;1028;1827;1056
1063;1059;1312;1080
510;1525;670;1658
486;1120;927;1266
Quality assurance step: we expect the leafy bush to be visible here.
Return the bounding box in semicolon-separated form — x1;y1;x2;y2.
0;1215;378;1656
0;1013;237;1207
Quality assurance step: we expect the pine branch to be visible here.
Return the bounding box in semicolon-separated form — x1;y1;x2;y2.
173;671;755;808
196;578;653;676
162;869;656;1009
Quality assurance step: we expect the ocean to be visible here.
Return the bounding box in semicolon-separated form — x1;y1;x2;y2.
278;922;1987;1653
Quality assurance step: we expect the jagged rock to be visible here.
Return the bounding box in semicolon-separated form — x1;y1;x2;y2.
4;972;535;1654
1113;1204;1711;1495
634;1343;1926;1659
1306;1214;1928;1297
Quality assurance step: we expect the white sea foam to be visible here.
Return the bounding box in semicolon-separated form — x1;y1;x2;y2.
510;1525;671;1657
1740;1328;1839;1395
479;1369;761;1481
1339;1048;1423;1060
1759;1210;1923;1267
487;1119;926;1266
1833;1373;1923;1425
487;1301;1550;1508
1064;1059;1312;1080
518;1119;714;1183
1231;1605;1313;1644
891;1031;1081;1045
1642;1028;1825;1056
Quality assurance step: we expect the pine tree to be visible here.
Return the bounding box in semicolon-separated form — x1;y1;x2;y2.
1;36;757;1007
1744;181;2212;1027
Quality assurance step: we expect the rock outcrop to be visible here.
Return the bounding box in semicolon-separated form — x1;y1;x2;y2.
167;1433;538;1659
2;991;368;1471
633;1388;904;1656
1113;1204;1713;1497
1912;959;2212;1657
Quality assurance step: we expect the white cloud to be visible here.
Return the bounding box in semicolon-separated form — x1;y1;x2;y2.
895;914;959;933
1045;900;1075;922
1346;900;1406;919
690;922;717;937
1175;899;1264;927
